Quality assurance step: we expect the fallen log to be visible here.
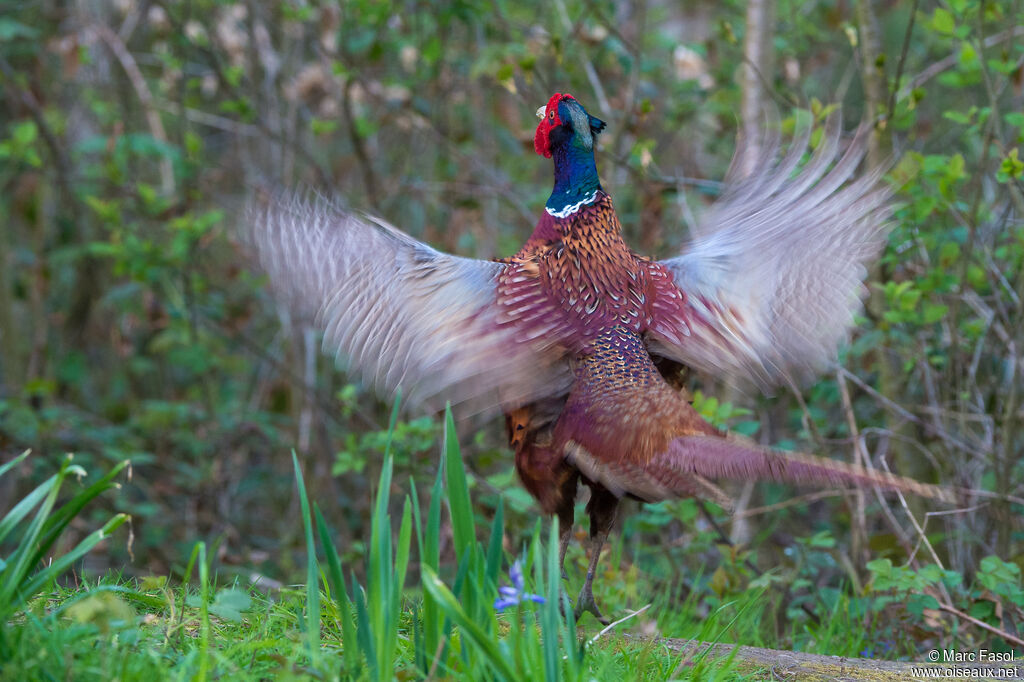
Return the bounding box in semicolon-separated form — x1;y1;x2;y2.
653;638;1023;681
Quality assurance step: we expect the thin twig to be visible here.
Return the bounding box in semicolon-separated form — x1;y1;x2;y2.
896;26;1024;101
838;367;987;458
342;77;380;208
157;100;261;136
584;604;651;648
734;489;852;519
151;0;334;188
669;636;705;677
697;501;822;625
0;57;75;201
552;0;611;117
885;0;920;120
876;458;951;605
90;24;175;195
426;634;448;680
837;369;870;562
936;602;1024;649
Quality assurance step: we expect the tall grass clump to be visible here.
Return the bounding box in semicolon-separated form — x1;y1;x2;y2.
0;451;130;652
291;404;588;680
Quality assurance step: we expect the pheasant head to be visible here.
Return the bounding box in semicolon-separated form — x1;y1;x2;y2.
533;93;606;158
534;93;608;218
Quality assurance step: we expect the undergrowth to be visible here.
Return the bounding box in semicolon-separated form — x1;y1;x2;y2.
1;407;758;680
4;405;1017;679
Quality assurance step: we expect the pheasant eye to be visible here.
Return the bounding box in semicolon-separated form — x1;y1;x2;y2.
548;110;555;121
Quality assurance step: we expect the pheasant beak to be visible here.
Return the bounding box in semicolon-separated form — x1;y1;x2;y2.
536;105;546;120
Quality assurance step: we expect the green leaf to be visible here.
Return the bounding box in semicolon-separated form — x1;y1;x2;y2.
1004;112;1024;133
922;303;949;324
997;148;1023;182
930;8;955;35
958;42;977;66
495;63;515;81
0;18;39;41
866;558;893;579
907;593;940;616
311;118;338;136
208;588;252;622
11;120;37;146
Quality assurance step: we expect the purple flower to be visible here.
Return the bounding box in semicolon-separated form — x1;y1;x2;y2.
494;559;546;611
860;641;892;659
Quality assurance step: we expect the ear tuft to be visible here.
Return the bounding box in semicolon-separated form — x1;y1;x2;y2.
589;115;607;136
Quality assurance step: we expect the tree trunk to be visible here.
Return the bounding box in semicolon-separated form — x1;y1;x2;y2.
737;0;776;178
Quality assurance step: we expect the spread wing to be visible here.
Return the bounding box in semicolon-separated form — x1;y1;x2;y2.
649;116;892;385
246;191;571;414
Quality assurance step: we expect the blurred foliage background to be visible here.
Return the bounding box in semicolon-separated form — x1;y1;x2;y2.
2;0;1024;653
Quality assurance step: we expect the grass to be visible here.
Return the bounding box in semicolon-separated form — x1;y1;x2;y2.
2;578;757;681
1;408;885;680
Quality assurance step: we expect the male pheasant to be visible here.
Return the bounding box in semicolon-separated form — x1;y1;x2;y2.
249;93;949;623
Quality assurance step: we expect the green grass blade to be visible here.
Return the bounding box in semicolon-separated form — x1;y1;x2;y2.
314;504;360;675
0;450;29;479
368;454;393;677
383;389;402;457
313;504;345;605
417;463;445;673
425;466;443;572
352;580;378;681
178;542;202;649
392;497;412;611
49;583;166;615
0;474;58;546
30;460;129;570
16;514;130;603
394;498;412;595
197;542;210;682
410;477;423;560
442;406;474;565
381;497;412;676
0;471;64;608
485;498;504;585
291;450;321;664
542;520;560;682
421;565;517;681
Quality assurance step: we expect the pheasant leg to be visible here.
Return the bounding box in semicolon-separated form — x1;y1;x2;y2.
574;528;611;625
558;522;573;580
574;484;618;625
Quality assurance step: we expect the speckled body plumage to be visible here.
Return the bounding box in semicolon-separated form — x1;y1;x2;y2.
248;92;953;624
498;193;717;520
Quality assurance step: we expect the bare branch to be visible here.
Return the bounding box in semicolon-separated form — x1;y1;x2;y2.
90;23;175;196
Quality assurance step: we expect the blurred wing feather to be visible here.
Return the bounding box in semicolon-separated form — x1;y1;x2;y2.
651;116;892;385
246;191;570;413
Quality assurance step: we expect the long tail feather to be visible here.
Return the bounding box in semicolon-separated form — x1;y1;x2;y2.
653;434;955;504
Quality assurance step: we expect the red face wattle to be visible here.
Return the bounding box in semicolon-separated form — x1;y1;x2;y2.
534;92;575;158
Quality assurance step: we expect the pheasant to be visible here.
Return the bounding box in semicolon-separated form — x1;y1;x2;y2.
249;92;951;624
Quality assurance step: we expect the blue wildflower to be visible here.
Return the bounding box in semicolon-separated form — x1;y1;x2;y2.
494;559;546;611
861;640;893;658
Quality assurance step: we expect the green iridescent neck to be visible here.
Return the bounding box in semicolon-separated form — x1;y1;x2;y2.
546;139;602;218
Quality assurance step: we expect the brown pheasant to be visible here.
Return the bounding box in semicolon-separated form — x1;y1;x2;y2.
249;92;950;624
